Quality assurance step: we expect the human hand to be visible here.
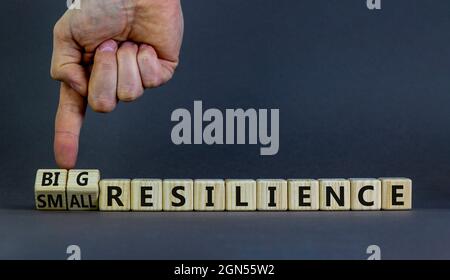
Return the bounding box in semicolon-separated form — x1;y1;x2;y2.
50;0;184;168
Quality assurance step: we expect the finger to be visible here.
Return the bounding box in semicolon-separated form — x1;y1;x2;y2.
50;19;88;96
54;82;87;169
137;44;177;89
88;40;119;113
117;42;144;102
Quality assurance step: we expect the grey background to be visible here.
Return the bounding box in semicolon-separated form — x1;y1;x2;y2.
0;0;450;259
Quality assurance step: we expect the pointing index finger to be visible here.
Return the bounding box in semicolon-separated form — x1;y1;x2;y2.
54;82;87;169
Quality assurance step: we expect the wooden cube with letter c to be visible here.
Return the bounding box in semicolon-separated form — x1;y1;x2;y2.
350;178;381;210
99;179;131;211
35;169;68;210
67;169;100;210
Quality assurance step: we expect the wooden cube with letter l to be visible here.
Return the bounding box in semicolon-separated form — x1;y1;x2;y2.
319;179;351;210
99;179;131;211
380;178;412;210
67;169;100;210
163;179;194;211
35;169;68;210
226;179;256;211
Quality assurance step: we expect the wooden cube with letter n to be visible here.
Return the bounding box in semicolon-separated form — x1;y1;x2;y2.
194;179;225;211
257;179;287;211
67;169;100;210
288;179;319;210
381;178;412;210
226;179;256;211
319;179;350;210
99;179;131;211
131;179;162;211
163;179;193;211
35;169;67;210
350;178;381;210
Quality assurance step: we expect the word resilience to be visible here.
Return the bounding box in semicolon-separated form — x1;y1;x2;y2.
34;169;412;211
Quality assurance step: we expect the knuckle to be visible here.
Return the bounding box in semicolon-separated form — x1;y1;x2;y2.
90;98;116;113
117;86;143;102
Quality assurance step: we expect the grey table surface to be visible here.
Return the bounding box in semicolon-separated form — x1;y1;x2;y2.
1;0;450;259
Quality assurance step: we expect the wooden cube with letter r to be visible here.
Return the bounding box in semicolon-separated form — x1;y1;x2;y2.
99;179;131;211
67;169;100;210
35;169;68;210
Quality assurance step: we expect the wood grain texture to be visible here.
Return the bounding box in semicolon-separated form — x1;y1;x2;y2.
163;179;193;211
256;179;287;211
194;179;225;211
225;179;256;211
319;179;351;211
67;169;100;211
350;178;381;210
288;179;319;211
380;178;412;210
131;179;162;211
34;169;68;210
99;179;131;211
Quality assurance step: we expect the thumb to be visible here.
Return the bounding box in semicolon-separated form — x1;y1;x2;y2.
54;82;87;169
50;21;88;96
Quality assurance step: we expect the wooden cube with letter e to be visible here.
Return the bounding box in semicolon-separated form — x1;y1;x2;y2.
380;177;412;210
131;179;163;211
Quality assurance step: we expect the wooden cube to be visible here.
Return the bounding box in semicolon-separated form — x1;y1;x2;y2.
288;179;319;211
66;169;100;210
194;179;225;211
35;169;68;210
163;179;193;211
99;179;131;211
381;178;412;210
256;179;287;211
131;179;163;211
319;179;351;210
226;179;256;211
350;178;381;210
